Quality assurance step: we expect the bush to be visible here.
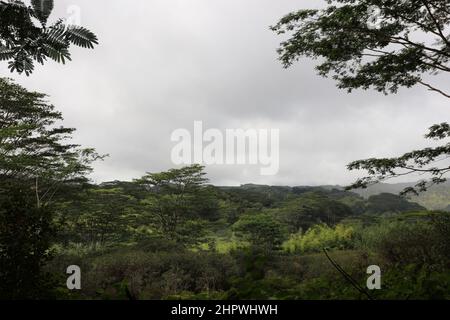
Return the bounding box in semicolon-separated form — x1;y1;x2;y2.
356;219;449;266
282;224;355;253
57;248;239;299
233;213;287;250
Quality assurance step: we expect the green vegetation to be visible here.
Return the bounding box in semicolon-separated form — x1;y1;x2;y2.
0;78;101;298
1;0;449;301
40;172;450;300
0;78;449;299
0;0;98;75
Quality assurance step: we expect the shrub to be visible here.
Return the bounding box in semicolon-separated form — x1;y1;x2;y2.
356;219;449;266
282;224;355;253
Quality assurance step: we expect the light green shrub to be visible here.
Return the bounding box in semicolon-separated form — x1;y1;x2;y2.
282;224;355;253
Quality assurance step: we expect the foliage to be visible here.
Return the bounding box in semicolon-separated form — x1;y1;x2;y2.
59;248;239;300
355;216;450;266
41;176;450;300
135;164;217;242
55;187;136;245
0;0;98;75
347;123;450;195
0;78;100;298
0;180;56;299
275;192;354;232
365;193;425;213
283;224;355;253
0;78;103;206
272;0;450;98
232;213;286;250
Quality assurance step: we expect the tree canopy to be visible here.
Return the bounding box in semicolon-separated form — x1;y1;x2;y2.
0;77;101;298
272;0;450;98
135;164;216;242
0;77;102;207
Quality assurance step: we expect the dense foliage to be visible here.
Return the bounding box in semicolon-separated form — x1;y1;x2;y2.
0;89;448;298
0;0;98;75
0;78;100;298
0;0;449;301
39;166;450;300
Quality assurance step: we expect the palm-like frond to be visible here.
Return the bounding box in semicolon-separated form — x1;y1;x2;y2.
42;43;71;64
65;25;99;49
1;2;98;75
45;24;68;47
0;46;15;61
8;55;34;76
31;0;54;26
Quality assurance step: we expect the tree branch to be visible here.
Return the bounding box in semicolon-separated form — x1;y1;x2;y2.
418;80;450;98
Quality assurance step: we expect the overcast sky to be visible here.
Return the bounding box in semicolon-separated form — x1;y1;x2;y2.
2;0;449;186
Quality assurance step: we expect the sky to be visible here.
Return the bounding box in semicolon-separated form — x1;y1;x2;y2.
2;0;449;186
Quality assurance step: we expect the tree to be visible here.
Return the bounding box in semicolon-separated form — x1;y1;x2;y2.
272;0;450;193
233;213;286;250
0;78;101;298
56;187;135;245
0;0;98;75
0;77;102;207
135;164;213;242
347;123;450;195
0;179;55;299
278;192;353;232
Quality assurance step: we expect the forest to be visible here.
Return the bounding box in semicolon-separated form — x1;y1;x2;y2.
1;0;450;301
45;173;449;300
1;83;448;298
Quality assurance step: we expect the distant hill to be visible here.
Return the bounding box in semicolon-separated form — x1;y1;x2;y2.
352;181;450;211
218;180;450;212
365;193;425;214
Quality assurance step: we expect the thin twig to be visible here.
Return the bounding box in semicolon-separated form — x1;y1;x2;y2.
323;248;374;300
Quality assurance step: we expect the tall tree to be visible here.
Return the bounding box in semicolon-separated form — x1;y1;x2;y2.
272;0;450;193
135;164;213;242
0;77;102;206
56;187;136;246
0;0;98;75
0;78;101;298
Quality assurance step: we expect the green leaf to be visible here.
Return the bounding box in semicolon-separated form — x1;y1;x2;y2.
65;25;99;49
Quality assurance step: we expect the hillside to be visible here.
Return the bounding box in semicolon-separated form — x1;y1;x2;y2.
352;181;450;211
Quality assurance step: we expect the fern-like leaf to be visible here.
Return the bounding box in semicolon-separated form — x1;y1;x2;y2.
8;55;35;76
42;43;71;64
0;46;15;61
45;24;68;47
65;26;99;49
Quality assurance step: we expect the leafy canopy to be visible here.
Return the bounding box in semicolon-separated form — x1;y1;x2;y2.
0;0;98;75
233;213;287;250
0;77;103;207
0;77;101;299
272;0;450;98
135;164;214;242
